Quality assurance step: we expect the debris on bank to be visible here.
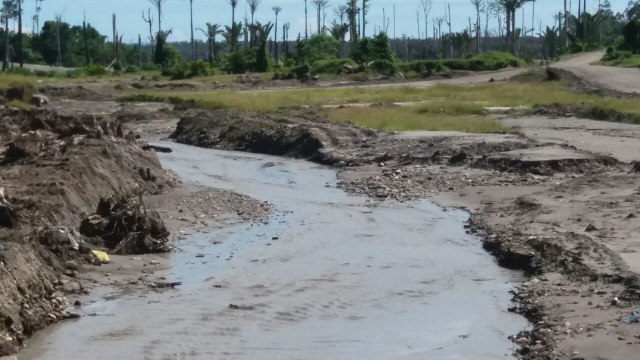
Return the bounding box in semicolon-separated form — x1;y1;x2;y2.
80;194;171;255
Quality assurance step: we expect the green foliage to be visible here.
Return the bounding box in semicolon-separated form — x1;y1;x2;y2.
297;34;339;64
622;18;640;53
310;58;357;74
400;52;521;74
162;60;212;80
125;65;140;73
86;64;107;76
370;59;398;75
224;50;247;74
351;32;396;64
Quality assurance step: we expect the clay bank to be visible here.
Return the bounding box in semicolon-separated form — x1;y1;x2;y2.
20;142;527;359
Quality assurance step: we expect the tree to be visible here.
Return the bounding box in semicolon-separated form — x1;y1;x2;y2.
16;0;21;67
254;21;273;71
142;9;154;56
347;0;359;50
247;0;261;47
312;0;329;34
305;0;308;39
330;23;349;57
361;0;370;38
197;23;223;63
497;0;535;54
189;0;195;60
148;0;166;33
229;0;238;27
538;26;558;60
154;29;174;66
1;0;17;70
223;21;243;51
470;0;484;53
297;33;338;63
420;0;432;40
272;6;281;61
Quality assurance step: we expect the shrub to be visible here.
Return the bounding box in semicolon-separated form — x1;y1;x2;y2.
310;58;357;74
370;59;398;75
351;32;396;64
125;65;140;73
291;64;310;81
189;60;211;77
87;64;106;76
297;34;339;64
225;50;248;74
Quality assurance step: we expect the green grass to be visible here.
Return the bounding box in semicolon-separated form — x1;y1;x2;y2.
122;72;640;132
327;107;504;132
601;54;640;67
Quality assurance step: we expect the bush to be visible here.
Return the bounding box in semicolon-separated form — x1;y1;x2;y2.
351;32;396;64
310;58;357;74
291;64;310;81
297;34;339;64
225;51;247;74
370;59;398;75
189;60;211;77
87;64;107;76
112;62;123;71
603;49;632;62
125;65;140;73
6;67;33;76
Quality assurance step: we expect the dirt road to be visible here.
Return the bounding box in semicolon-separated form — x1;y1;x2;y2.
551;51;640;94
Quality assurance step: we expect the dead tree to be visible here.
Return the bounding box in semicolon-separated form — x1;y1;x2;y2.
148;0;166;33
420;0;432;40
143;9;154;56
312;0;329;34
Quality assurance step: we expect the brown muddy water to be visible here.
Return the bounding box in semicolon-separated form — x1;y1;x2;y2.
21;143;527;360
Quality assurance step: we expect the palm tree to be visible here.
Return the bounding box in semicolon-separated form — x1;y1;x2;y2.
255;21;274;71
247;0;261;47
229;0;238;27
154;29;173;66
198;23;223;63
330;23;349;57
223;21;243;51
272;6;281;61
497;0;535;53
1;0;18;70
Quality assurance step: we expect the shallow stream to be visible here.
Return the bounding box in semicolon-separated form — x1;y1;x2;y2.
22;143;527;359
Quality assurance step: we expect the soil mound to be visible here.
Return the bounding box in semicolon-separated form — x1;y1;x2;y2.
0;108;175;354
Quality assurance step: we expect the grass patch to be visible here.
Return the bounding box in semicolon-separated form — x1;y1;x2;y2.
6;100;36;109
327;106;504;132
126;72;640;130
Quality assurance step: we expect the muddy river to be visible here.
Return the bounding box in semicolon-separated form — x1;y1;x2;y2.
22;143;527;359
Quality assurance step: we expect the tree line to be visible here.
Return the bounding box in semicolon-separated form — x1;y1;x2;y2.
0;0;638;73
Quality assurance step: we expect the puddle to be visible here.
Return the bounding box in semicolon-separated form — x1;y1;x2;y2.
20;142;527;359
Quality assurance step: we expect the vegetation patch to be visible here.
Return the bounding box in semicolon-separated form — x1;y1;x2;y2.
326;106;504;133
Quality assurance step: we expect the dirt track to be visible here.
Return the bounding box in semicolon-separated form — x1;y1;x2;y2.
551;52;640;94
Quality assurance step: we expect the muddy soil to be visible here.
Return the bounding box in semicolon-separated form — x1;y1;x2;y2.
169;107;640;359
0;106;268;356
20;143;526;360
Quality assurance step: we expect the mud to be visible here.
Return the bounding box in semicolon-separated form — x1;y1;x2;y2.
20;143;526;360
168;106;640;359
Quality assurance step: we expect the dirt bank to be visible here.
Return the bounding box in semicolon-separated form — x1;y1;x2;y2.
169;107;640;359
0;107;268;356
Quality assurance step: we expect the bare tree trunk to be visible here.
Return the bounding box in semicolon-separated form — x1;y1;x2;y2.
275;14;279;61
56;17;62;66
139;34;142;67
3;18;9;70
17;0;22;68
83;14;90;66
304;0;308;39
190;0;195;60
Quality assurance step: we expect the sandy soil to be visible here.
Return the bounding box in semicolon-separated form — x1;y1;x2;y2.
552;52;640;95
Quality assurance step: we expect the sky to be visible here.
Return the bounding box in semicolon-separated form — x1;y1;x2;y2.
23;0;630;43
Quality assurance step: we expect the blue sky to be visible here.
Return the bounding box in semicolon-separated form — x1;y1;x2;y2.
25;0;629;43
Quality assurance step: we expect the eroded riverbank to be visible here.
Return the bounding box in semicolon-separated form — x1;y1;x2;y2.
20;143;526;360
